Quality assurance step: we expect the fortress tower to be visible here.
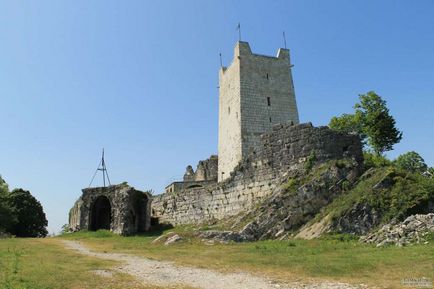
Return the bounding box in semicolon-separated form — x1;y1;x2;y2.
218;41;299;182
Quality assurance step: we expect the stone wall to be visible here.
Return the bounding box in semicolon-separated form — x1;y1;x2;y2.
152;122;363;225
183;155;218;182
218;41;299;182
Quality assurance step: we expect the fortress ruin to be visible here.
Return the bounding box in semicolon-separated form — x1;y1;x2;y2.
68;41;363;235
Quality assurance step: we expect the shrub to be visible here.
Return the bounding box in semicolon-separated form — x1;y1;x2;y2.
394;151;428;174
363;152;391;169
305;151;317;172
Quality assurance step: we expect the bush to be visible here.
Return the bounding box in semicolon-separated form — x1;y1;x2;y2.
305;151;317;172
363;152;391;169
394;151;428;174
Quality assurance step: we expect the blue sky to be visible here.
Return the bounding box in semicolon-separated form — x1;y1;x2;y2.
1;1;433;233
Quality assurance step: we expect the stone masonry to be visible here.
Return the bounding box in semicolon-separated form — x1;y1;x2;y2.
218;41;299;182
164;155;218;194
69;183;152;235
152;122;363;225
183;155;218;182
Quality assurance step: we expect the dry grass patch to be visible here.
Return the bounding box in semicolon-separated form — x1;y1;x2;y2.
61;230;434;289
0;237;186;289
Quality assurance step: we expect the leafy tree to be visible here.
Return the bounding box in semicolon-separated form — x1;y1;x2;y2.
329;91;402;155
427;167;434;178
8;189;48;237
0;176;16;233
355;92;402;154
394;151;428;174
329;113;365;138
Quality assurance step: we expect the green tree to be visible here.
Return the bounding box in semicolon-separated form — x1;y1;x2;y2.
427;167;434;178
329;113;364;137
0;176;16;233
355;92;402;154
394;151;428;173
329;91;402;155
8;189;48;237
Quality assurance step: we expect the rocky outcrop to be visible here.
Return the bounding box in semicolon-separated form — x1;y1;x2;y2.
200;160;362;242
329;203;382;235
361;213;434;246
198;230;254;243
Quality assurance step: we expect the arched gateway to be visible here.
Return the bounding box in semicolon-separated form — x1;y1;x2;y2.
68;184;152;235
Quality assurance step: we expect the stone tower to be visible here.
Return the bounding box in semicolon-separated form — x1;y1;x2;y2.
218;41;299;182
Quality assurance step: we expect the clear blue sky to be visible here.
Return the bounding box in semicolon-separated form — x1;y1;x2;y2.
1;1;433;233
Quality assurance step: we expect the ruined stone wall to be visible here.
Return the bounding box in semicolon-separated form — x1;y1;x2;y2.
152;123;363;225
218;41;299;182
183;155;218;182
69;184;152;235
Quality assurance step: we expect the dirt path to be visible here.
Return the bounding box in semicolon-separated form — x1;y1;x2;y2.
62;240;369;289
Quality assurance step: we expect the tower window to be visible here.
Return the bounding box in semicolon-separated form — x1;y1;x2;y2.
228;107;230;114
269;117;272;123
267;97;271;106
266;73;269;79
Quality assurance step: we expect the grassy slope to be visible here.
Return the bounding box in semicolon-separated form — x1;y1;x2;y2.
313;166;434;228
0;237;185;289
60;230;434;289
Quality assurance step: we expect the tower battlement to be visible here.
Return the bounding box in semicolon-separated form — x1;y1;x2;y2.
218;41;299;182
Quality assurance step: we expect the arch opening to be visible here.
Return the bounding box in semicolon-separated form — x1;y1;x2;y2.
90;196;112;231
127;192;149;233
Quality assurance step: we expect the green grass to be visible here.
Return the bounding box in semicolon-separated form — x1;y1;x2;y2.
60;230;434;288
0;237;179;289
318;166;434;226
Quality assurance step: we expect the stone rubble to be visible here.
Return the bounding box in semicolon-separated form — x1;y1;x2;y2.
164;234;183;246
360;213;434;246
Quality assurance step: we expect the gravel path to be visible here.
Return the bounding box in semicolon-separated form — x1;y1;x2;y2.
62;240;369;289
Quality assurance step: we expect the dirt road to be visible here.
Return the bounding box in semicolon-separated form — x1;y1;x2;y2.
62;240;368;289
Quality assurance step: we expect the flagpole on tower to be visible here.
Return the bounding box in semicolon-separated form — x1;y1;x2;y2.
283;31;287;49
237;22;241;41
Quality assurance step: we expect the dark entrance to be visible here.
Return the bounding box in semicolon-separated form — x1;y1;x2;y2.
127;192;148;233
90;196;112;231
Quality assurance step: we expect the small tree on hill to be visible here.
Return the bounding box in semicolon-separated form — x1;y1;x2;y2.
394;151;428;174
355;92;402;154
8;189;48;237
329;91;402;155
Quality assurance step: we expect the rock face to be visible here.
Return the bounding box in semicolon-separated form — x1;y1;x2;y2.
361;213;434;246
69;184;152;235
153;122;363;227
199;160;362;242
330;203;382;235
239;162;361;241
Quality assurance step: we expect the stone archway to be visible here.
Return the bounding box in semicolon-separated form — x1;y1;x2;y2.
90;196;112;231
127;192;149;233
